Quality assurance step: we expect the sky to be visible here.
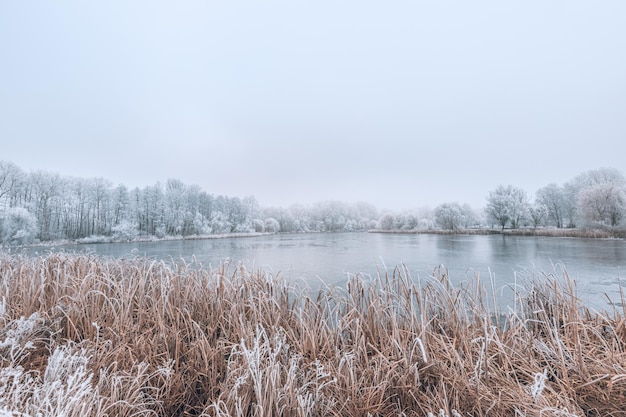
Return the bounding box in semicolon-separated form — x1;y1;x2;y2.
1;1;625;210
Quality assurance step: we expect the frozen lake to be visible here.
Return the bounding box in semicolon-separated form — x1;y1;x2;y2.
27;232;626;310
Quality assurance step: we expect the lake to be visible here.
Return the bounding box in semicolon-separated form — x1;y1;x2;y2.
25;232;626;310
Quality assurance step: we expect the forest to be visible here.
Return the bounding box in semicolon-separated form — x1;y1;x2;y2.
0;161;625;245
0;161;380;245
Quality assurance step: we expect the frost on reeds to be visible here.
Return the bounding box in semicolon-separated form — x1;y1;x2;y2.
1;253;625;416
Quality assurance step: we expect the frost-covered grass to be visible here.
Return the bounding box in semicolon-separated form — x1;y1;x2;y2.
1;254;625;416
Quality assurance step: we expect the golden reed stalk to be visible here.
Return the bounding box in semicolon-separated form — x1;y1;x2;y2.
0;253;624;416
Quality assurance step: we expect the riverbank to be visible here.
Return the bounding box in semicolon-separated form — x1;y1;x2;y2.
370;227;626;239
1;254;624;416
10;227;625;252
11;231;273;249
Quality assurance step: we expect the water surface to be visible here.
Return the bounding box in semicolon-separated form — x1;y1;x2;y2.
26;232;626;310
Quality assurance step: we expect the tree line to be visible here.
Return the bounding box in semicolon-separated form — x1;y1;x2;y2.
432;167;625;231
372;168;626;232
483;167;626;230
0;161;379;245
1;161;624;245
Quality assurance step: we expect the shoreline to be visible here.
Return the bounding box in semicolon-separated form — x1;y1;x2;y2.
7;227;626;251
369;227;626;239
15;231;275;249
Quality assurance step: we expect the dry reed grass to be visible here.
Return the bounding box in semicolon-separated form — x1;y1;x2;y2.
0;253;625;416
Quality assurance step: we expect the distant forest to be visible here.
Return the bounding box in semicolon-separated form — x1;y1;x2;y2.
0;161;381;245
0;161;624;245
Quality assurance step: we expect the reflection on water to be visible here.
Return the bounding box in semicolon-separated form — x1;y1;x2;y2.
21;232;625;310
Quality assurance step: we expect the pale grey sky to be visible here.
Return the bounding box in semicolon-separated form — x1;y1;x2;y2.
1;1;625;210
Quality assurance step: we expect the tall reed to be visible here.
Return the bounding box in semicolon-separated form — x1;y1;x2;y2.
0;253;624;416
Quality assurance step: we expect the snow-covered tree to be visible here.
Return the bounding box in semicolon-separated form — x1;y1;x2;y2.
393;211;419;230
508;187;530;228
577;167;625;187
87;177;113;236
28;171;65;240
288;204;311;232
536;184;566;228
485;185;529;230
0;160;386;239
356;202;379;224
0;207;38;245
461;203;479;228
310;201;350;232
209;211;231;234
111;184;132;227
434;202;465;230
262;207;297;232
528;203;548;228
577;183;626;227
252;218;265;233
564;168;625;227
111;219;139;241
242;196;260;225
164;178;186;235
264;217;280;233
376;213;395;230
0;161;26;208
138;183;165;236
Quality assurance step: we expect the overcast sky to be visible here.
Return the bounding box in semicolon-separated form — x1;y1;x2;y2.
1;1;625;210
